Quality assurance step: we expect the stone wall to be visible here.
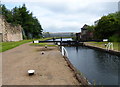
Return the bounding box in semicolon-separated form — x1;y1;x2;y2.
0;15;23;42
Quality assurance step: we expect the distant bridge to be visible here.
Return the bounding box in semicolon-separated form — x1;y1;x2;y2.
42;32;76;38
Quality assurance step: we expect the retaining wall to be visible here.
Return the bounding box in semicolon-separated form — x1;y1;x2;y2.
0;15;23;42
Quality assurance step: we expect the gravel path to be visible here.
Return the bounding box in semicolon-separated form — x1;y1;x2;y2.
2;43;80;85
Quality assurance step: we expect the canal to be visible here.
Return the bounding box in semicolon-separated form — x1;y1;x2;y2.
65;46;120;85
49;38;120;85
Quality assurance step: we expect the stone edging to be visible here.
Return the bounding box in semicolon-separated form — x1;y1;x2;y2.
63;56;90;86
84;44;120;56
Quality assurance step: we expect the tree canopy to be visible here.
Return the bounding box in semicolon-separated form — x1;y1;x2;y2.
1;4;43;39
94;12;120;42
83;12;120;42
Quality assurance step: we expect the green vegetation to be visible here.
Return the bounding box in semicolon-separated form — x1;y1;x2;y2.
94;12;120;41
84;11;120;42
85;42;120;51
30;43;57;47
0;4;43;39
34;37;53;41
0;40;32;52
35;37;62;41
0;37;58;52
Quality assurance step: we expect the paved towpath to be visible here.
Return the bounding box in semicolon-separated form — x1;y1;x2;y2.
2;42;80;85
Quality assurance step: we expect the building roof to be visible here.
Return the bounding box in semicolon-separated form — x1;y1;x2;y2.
81;24;89;30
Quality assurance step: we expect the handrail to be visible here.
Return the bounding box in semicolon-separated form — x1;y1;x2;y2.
61;46;68;57
106;42;113;50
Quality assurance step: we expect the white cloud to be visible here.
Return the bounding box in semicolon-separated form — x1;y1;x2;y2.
1;0;120;2
1;0;119;32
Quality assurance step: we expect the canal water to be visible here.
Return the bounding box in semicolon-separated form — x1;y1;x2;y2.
49;38;120;85
65;46;120;85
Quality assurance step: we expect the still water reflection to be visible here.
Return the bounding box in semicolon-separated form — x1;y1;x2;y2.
65;46;120;85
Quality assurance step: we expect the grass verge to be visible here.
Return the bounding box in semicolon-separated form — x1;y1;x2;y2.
0;37;58;52
34;37;54;41
84;42;120;51
30;43;57;47
0;40;32;52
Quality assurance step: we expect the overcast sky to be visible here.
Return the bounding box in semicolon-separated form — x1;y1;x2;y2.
1;0;119;32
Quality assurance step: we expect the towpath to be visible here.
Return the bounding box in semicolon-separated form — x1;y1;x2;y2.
2;42;80;85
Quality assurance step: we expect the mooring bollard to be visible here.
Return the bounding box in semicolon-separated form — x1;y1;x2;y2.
45;45;47;48
28;70;35;76
41;51;45;55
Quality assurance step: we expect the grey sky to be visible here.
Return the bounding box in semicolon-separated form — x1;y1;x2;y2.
1;0;119;32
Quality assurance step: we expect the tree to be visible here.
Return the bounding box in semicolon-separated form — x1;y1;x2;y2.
94;16;118;39
93;11;120;42
1;4;43;39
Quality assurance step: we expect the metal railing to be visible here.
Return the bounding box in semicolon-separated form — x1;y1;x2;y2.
61;46;68;58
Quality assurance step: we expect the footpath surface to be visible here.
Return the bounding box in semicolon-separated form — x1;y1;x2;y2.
2;43;80;85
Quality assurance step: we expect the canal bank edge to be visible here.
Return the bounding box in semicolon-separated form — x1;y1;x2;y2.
63;56;91;86
83;43;120;56
58;46;90;86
